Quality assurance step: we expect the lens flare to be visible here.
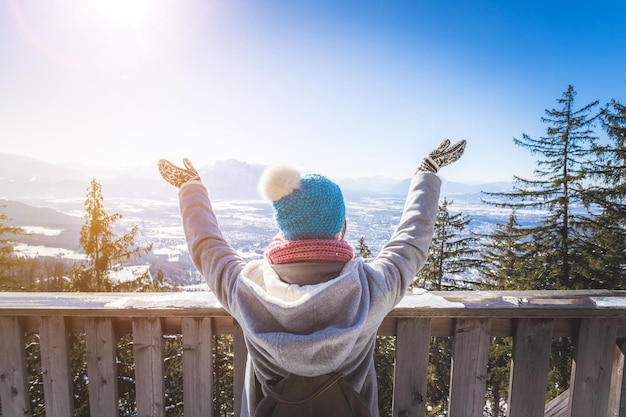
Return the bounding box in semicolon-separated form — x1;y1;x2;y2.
8;0;212;73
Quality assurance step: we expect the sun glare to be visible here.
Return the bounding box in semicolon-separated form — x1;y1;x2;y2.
88;0;153;24
8;0;211;73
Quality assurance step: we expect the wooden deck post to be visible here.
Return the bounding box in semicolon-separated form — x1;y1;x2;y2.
182;317;214;417
392;318;431;417
133;317;165;417
85;317;119;417
508;318;554;417
568;318;618;417
448;318;490;417
39;316;74;417
0;317;31;417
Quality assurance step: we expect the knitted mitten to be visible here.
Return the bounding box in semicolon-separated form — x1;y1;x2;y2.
158;158;200;188
416;139;466;173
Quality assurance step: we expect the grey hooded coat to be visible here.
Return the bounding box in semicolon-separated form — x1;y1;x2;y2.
178;172;441;416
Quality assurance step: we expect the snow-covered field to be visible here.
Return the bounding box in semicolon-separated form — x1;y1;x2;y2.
12;191;542;288
17;194;535;255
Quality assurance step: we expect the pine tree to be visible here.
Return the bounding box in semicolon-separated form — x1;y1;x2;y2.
598;99;626;189
487;337;511;417
0;205;21;259
71;179;152;291
355;236;373;259
480;86;601;406
480;213;535;290
416;198;481;290
426;336;452;415
484;85;600;290
214;335;235;417
577;208;626;289
0;205;26;288
577;99;626;289
374;335;395;417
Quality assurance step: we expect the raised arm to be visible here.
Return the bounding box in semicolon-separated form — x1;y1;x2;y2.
372;140;466;303
158;158;245;311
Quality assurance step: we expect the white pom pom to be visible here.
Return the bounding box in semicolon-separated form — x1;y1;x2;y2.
258;165;302;201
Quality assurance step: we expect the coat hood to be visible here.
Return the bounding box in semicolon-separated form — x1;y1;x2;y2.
233;259;374;376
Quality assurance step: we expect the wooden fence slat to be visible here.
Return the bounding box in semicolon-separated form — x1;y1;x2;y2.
0;317;31;417
608;338;626;417
448;318;490;417
568;318;618;417
39;316;74;417
508;318;554;417
392;318;431;417
85;317;119;417
133;317;165;417
182;317;214;417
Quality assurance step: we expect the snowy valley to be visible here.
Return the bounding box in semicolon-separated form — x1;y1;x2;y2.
1;154;539;289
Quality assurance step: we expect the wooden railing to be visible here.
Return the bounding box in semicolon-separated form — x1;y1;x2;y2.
1;290;625;417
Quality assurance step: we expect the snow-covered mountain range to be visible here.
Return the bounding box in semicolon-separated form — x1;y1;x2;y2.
0;153;512;201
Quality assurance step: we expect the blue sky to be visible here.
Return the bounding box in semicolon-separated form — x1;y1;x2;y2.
1;0;625;183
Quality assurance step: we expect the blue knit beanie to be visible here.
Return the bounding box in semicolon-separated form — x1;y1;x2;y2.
258;165;345;240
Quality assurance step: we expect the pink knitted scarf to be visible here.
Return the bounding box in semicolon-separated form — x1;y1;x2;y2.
264;237;354;265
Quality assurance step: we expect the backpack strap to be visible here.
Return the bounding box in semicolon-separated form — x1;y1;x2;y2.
263;372;344;405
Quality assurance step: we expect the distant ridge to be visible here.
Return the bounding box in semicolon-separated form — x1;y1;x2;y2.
0;153;86;181
0;199;82;250
0;153;513;202
379;177;513;196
